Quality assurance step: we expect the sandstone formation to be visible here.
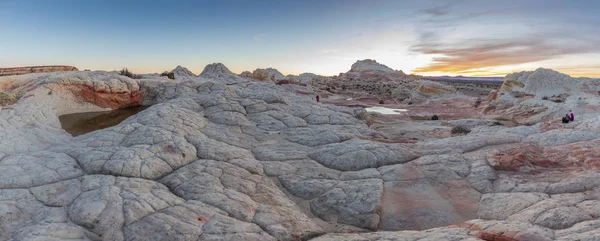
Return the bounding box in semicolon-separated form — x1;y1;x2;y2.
320;63;460;106
240;71;253;79
199;63;247;84
417;80;457;95
349;59;399;73
0;65;78;76
285;73;320;84
245;68;285;82
309;59;463;106
487;68;600;124
171;65;197;81
1;63;600;241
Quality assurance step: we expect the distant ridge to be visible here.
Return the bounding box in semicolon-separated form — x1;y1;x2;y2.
0;65;79;76
425;75;504;83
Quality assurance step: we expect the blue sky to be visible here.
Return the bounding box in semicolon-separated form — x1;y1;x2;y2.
1;0;600;77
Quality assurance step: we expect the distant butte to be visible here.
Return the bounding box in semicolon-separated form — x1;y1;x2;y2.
0;65;79;76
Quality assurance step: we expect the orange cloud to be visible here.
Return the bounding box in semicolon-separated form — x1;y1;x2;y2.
410;35;600;77
412;38;596;73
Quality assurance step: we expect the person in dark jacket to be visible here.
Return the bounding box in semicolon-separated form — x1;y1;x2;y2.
562;114;570;123
316;95;320;102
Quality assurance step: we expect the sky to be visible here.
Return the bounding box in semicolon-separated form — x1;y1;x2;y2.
1;0;600;77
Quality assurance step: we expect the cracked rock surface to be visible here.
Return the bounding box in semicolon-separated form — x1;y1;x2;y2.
1;68;600;240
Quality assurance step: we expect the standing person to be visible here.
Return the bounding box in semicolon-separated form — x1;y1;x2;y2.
569;110;574;121
316;95;320;102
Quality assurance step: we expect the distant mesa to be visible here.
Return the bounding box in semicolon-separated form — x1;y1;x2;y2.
0;65;78;76
349;59;402;74
426;75;504;83
336;59;410;84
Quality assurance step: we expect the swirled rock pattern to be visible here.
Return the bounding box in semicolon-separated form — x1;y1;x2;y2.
1;66;600;241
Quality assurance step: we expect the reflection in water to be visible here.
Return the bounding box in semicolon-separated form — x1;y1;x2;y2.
365;106;408;115
59;106;148;136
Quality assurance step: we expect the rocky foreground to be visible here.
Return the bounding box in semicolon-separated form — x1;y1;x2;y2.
0;63;600;241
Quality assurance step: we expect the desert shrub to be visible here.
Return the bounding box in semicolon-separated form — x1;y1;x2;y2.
379;100;385;104
510;91;523;98
161;71;175;80
407;101;413;105
0;91;21;106
354;109;368;120
473;97;482;107
119;68;132;77
548;94;568;103
119;68;142;79
451;125;471;135
431;115;439;120
276;79;307;86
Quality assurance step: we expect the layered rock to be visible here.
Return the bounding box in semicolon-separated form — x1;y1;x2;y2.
313;59;457;104
487;68;600;124
286;73;320;84
171;65;197;81
349;59;398;73
497;68;583;99
0;65;78;76
417;80;457;95
246;68;285;82
199;63;247;84
1;64;600;241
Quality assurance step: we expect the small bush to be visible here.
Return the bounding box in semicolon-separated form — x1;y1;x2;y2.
161;71;175;80
119;68;142;79
431;115;439;120
276;79;307;86
120;68;132;77
473;97;482;107
0;91;21;106
510;91;523;98
451;125;471;135
379;100;385;104
354;109;368;120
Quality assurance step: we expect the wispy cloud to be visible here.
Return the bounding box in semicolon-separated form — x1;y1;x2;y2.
412;36;598;74
410;1;600;75
421;3;452;16
253;33;267;41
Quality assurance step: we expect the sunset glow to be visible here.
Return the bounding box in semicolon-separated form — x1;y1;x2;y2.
1;0;599;77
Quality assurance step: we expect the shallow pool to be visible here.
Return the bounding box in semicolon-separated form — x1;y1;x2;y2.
365;106;408;115
59;106;148;136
